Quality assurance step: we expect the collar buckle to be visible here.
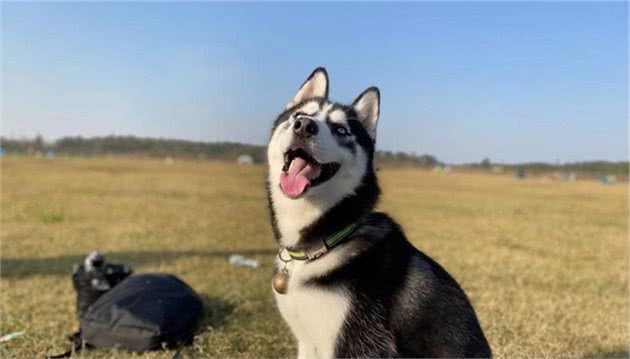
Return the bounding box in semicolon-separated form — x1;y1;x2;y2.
284;222;360;262
307;245;329;260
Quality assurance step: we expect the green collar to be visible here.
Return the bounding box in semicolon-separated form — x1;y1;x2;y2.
285;222;359;261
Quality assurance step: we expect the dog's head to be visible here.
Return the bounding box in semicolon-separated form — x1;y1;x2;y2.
267;68;380;208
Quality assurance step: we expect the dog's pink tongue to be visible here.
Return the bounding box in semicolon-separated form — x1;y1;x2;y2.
280;157;313;197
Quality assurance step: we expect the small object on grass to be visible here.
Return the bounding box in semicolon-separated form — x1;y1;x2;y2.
600;175;616;185
0;331;24;343
228;254;259;268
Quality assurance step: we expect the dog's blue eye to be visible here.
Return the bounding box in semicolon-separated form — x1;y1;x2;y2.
335;126;349;136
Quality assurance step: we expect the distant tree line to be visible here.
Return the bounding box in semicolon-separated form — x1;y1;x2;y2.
468;158;629;176
508;161;629;176
375;151;441;168
0;135;441;168
2;136;626;175
0;135;266;162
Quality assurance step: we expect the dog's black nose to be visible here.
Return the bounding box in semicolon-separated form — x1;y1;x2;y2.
293;117;318;138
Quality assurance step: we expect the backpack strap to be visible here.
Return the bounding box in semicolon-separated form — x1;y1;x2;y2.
46;331;84;359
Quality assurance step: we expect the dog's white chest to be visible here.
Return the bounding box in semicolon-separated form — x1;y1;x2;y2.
274;261;350;359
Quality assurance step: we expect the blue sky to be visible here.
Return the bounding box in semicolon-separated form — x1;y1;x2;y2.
2;2;627;163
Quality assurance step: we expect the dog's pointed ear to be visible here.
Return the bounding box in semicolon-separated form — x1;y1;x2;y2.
286;67;329;109
352;86;380;141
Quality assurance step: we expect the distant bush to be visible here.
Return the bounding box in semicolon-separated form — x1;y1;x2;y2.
40;212;64;224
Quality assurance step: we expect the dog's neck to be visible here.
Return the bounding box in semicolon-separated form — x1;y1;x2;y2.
267;170;380;249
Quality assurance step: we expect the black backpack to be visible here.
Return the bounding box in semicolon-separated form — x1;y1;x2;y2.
50;273;202;357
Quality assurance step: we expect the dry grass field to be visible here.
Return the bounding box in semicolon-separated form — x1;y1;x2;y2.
1;156;628;358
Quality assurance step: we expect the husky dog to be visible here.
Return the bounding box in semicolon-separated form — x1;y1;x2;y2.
266;68;491;358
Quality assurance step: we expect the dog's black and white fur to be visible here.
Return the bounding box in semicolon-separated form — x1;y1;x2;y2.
266;68;491;358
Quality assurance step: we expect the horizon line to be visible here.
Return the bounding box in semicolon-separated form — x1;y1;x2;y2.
1;133;627;166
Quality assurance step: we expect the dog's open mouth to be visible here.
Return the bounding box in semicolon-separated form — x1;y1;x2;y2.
280;148;340;198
